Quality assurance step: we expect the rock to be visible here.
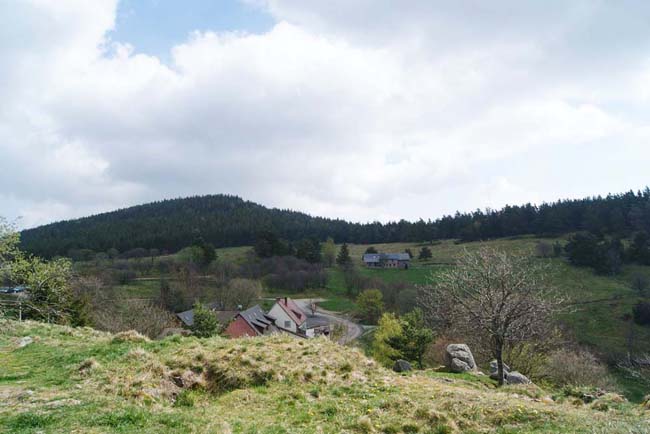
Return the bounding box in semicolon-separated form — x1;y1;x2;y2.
505;371;531;385
489;359;511;380
18;336;33;348
393;359;412;372
488;361;531;384
450;358;472;373
489;359;511;374
445;344;476;373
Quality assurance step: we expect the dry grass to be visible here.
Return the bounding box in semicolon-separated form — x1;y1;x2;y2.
1;320;649;433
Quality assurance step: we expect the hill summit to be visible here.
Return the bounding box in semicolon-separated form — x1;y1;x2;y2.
1;320;648;433
19;188;650;259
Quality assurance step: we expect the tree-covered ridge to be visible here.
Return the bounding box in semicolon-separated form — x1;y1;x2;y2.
20;188;650;258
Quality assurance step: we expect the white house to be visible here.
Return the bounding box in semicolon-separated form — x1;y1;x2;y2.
268;297;307;334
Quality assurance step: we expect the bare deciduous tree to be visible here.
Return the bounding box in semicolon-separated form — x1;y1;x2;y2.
93;299;176;338
418;247;564;385
631;273;648;296
216;278;261;310
534;241;553;258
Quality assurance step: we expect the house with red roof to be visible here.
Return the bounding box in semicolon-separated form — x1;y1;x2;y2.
268;297;308;335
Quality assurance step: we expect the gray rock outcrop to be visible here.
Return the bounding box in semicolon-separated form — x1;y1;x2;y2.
18;336;33;348
489;359;531;384
445;344;477;373
393;359;412;372
504;371;531;384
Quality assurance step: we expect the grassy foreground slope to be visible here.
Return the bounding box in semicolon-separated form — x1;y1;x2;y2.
1;321;649;433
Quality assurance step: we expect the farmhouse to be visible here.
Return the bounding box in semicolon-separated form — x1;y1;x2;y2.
362;253;410;269
224;305;279;338
268;297;307;334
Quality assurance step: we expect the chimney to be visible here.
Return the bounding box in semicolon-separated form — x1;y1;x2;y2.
284;296;288;305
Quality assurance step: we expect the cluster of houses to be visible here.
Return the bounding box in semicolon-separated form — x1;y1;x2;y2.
362;252;411;269
176;297;330;339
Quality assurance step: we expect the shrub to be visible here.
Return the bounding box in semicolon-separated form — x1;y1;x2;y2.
633;302;650;326
356;289;384;324
541;348;616;390
94;300;176;339
535;241;554;258
245;256;326;293
372;313;403;367
425;335;457;367
191;302;220;338
418;247;432;260
343;269;381;297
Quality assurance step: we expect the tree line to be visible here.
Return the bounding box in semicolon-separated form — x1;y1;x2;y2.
19;188;650;258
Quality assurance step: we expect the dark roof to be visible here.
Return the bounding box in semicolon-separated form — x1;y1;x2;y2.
363;253;381;263
362;253;410;262
306;315;330;329
175;302;237;327
176;310;194;326
238;305;277;335
215;310;238;324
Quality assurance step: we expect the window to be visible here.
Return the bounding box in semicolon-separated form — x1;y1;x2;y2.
284;320;291;328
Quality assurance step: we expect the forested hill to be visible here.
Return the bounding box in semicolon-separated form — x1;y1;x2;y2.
20;189;650;258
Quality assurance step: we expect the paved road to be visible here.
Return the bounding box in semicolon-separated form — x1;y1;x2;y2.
293;298;364;344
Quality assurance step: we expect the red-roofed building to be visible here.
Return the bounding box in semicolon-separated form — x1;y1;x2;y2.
268;297;307;335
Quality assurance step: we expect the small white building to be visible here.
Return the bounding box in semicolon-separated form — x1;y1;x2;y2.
268;297;307;334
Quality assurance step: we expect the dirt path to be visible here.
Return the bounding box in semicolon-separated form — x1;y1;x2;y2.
293;298;364;344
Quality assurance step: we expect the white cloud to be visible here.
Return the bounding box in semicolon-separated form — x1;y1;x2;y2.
1;0;650;229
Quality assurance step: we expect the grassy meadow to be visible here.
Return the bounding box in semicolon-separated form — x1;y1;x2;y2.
2;320;649;433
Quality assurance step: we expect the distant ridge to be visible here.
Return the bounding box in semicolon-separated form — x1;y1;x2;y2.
19;188;650;257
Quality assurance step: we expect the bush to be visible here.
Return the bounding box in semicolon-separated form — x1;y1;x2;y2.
244;256;326;293
542;348;616;390
372;313;403;367
418;247;432;260
396;288;417;314
191;302;220;338
343;269;381;297
356;289;384;324
425;336;457;367
633;302;650;326
93;299;176;338
535;241;553;258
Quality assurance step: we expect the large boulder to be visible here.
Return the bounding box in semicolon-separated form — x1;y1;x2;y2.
489;359;511;380
393;359;412;373
445;344;476;373
505;371;531;385
18;336;33;348
488;360;531;384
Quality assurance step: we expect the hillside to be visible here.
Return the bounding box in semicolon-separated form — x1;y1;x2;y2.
19;188;650;258
2;320;649;433
205;238;650;400
19;195;353;258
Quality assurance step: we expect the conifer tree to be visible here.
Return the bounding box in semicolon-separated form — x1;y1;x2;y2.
336;243;353;268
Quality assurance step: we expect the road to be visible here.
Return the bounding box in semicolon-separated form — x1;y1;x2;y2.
293;298;364;344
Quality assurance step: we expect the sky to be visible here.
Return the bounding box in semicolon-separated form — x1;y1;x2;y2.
2;1;650;229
